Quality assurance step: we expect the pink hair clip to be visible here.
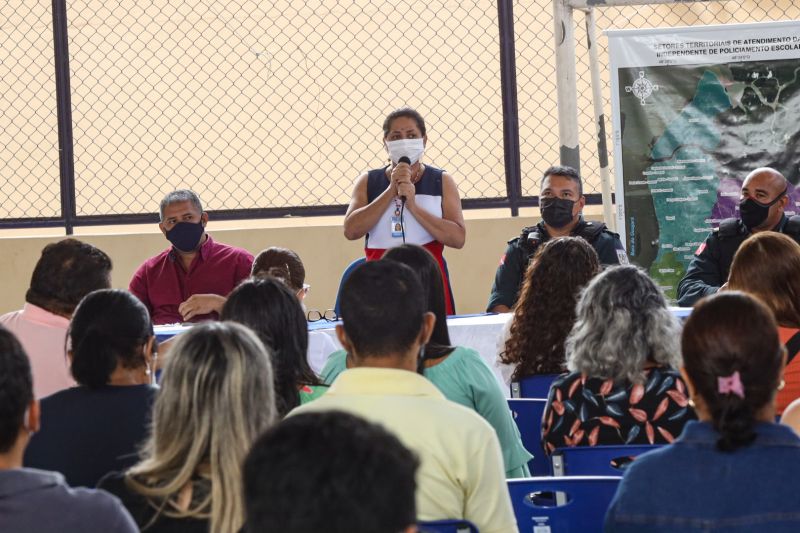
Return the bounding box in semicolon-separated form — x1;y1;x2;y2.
717;371;745;399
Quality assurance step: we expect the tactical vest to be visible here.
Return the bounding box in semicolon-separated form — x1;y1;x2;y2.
519;221;608;263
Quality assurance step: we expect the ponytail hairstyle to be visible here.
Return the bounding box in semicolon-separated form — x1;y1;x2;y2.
251;247;305;293
69;289;153;388
382;245;454;362
681;291;783;452
221;277;321;418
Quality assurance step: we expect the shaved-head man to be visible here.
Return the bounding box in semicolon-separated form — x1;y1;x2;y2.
677;167;799;306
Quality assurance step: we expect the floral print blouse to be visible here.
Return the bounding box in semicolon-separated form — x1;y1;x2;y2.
541;367;695;454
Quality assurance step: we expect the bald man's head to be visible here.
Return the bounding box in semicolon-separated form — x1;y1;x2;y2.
743;167;787;192
740;167;789;232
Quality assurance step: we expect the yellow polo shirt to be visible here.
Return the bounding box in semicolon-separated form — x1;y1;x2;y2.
290;368;518;533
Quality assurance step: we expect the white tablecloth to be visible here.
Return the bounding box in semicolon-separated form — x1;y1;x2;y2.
155;307;692;398
315;313;513;393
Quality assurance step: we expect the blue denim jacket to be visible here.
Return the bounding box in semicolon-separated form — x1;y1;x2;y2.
604;420;800;532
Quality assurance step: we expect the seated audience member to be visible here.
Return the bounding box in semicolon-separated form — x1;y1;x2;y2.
542;266;694;453
222;277;327;417
0;238;112;398
293;261;517;532
606;292;800;532
24;290;157;488
727;232;800;414
496;236;600;385
129;190;253;325
250;246;337;373
244;410;419;533
99;322;277;533
0;326;137;532
323;244;532;476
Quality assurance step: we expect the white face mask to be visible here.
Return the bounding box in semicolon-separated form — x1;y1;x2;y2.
386;138;425;165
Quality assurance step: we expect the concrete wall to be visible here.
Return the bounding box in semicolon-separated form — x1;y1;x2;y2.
0;207;604;317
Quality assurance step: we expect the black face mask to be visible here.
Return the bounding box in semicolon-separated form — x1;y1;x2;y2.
166;221;205;252
739;189;786;230
540;197;576;229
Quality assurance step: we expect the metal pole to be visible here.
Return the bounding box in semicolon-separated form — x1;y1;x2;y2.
553;0;581;171
498;0;522;217
51;0;76;235
584;8;616;231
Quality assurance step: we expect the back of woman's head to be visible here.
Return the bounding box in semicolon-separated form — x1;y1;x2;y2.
131;321;276;533
221;277;316;417
728;232;800;328
682;291;782;452
382;244;452;354
567;265;681;383
251;247;305;292
503;237;600;379
69;289;152;388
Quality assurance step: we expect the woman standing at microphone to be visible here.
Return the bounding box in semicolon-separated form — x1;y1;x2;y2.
343;108;466;314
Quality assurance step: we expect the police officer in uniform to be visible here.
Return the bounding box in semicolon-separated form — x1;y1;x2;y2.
487;165;626;313
677;167;800;307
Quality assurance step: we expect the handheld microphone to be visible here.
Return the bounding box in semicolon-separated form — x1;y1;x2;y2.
398;156;411;204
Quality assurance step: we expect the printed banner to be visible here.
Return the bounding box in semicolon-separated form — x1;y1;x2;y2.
607;21;800;300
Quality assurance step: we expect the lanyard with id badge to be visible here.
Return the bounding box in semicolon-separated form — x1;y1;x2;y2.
391;197;406;242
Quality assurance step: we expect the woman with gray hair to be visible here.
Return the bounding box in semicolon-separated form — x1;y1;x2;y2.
98;321;277;533
542;265;694;454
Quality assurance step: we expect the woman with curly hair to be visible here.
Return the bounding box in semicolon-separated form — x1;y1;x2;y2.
496;237;600;385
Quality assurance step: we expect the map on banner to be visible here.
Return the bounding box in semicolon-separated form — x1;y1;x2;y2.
608;22;800;301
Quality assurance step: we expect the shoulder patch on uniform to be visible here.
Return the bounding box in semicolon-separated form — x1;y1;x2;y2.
616;249;629;265
695;242;706;256
499;254;506;266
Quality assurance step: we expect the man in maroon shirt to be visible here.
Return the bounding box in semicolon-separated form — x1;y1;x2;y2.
129;190;254;325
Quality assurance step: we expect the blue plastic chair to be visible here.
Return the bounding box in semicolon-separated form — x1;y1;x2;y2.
510;374;561;399
333;257;367;315
550;445;663;476
507;476;622;533
418;519;479;533
507;398;549;476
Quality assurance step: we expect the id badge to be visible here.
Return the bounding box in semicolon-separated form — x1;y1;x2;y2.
390;216;404;238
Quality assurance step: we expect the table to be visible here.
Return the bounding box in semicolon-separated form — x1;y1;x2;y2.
312;313;513;393
155;307;692;397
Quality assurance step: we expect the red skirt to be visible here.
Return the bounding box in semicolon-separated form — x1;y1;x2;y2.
364;241;454;315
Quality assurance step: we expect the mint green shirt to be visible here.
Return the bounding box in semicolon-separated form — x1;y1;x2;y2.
321;347;532;478
298;384;328;405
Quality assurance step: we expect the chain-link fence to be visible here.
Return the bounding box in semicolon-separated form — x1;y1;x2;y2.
1;1;798;229
7;0;508;224
0;1;61;220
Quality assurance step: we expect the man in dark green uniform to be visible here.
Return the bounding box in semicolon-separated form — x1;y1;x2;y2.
677;167;800;307
487;166;626;313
